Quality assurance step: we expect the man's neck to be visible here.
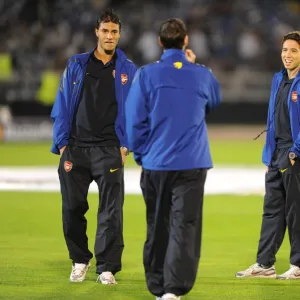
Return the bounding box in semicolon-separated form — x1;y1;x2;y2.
94;47;115;64
287;68;300;80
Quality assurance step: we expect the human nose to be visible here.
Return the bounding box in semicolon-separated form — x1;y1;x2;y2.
285;50;292;57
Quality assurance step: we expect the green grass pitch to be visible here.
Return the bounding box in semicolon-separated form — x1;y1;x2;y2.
0;192;298;300
0;139;265;166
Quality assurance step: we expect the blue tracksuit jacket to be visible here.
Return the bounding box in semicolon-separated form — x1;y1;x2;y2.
50;48;137;154
125;49;221;170
263;69;300;166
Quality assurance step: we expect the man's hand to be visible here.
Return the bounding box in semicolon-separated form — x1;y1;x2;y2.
185;49;196;63
290;159;295;166
120;148;127;165
60;146;66;155
265;166;268;174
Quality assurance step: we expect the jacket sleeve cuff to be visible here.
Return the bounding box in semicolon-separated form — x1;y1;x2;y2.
120;141;130;150
50;143;60;155
58;140;68;149
134;153;142;166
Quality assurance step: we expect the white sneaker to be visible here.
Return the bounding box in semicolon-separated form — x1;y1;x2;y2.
235;263;276;278
277;265;300;279
69;262;91;282
156;297;163;300
97;271;117;285
162;293;181;300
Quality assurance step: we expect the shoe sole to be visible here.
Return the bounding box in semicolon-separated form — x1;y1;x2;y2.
277;276;300;280
70;278;85;282
236;274;276;278
99;280;117;284
99;279;117;285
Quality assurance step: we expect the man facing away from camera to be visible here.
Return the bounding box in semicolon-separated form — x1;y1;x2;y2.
236;31;300;279
50;8;137;284
125;18;221;300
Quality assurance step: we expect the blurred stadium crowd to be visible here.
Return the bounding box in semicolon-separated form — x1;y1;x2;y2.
0;0;300;121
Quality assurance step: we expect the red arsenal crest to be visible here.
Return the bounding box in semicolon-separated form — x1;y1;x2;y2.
121;73;128;85
292;91;298;103
64;161;73;172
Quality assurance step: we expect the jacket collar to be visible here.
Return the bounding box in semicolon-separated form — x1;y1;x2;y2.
278;67;300;79
160;49;186;61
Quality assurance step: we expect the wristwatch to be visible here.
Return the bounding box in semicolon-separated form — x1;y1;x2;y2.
289;152;297;160
121;146;130;156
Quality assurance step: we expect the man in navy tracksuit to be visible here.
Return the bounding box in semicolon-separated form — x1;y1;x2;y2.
236;31;300;279
50;9;137;284
125;19;221;300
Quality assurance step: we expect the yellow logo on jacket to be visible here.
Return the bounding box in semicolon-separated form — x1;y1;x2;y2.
173;62;183;69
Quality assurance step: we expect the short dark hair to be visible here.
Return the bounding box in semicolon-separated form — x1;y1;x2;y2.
159;18;187;49
282;31;300;46
96;8;121;31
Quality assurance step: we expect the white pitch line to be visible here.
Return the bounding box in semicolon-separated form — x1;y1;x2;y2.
0;166;265;195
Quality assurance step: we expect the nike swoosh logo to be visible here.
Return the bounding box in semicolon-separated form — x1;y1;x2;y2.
280;168;288;173
110;168;119;173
